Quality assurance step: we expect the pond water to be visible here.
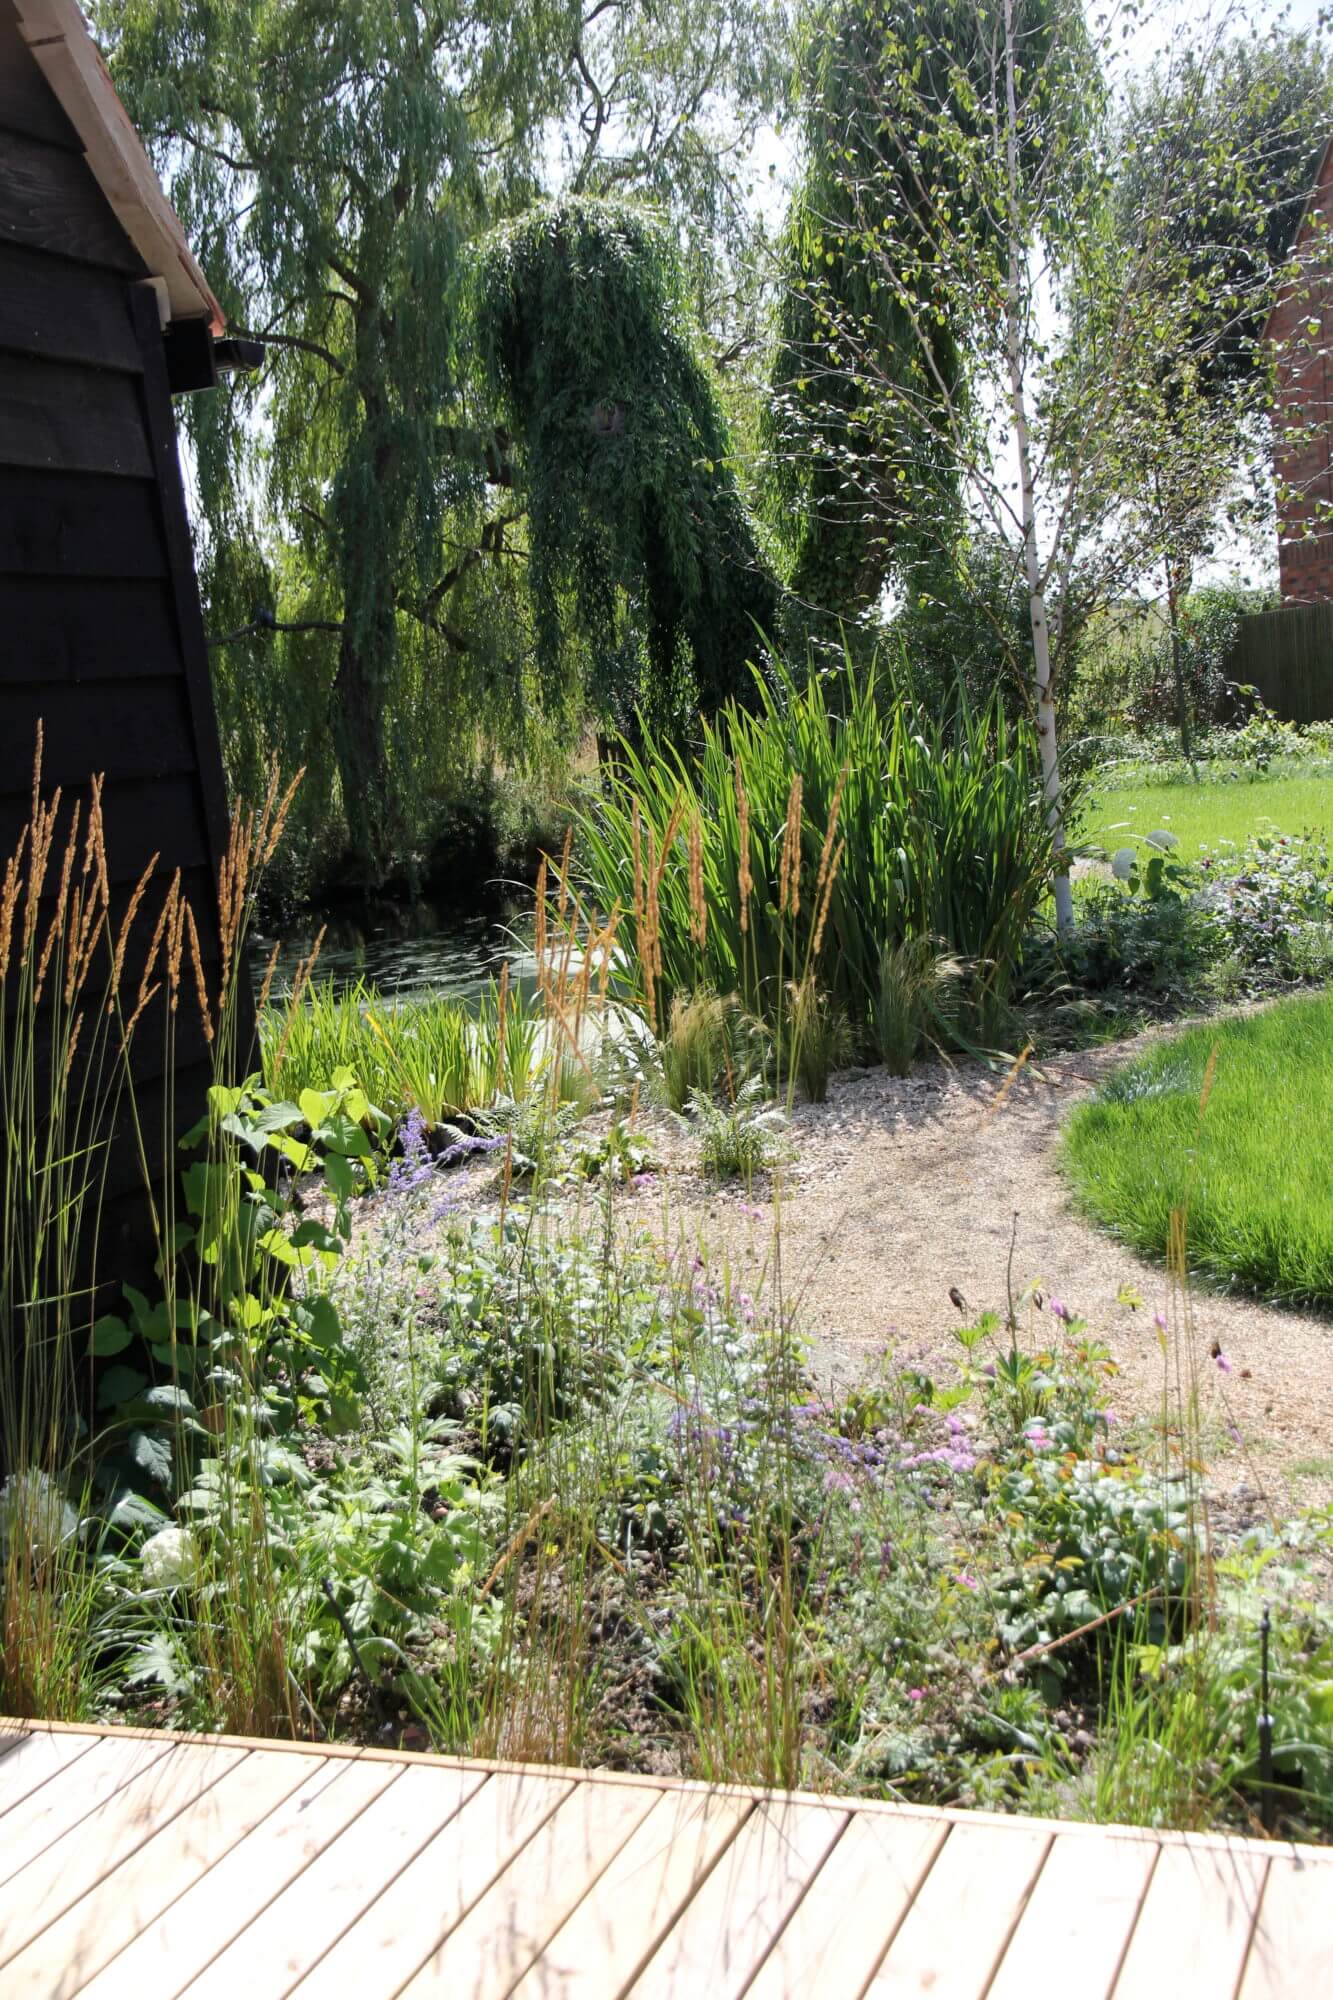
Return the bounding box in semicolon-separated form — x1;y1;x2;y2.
250;902;538;1005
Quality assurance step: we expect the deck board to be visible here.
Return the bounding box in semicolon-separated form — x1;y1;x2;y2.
0;1726;99;1814
1239;1848;1333;1999
626;1798;848;1998
288;1769;573;1999
1112;1841;1269;1998
0;1742;244;1969
985;1830;1160;2000
398;1776;660;1999
0;1720;1327;2000
0;1750;315;2000
73;1756;393;2000
0;1733;171;1887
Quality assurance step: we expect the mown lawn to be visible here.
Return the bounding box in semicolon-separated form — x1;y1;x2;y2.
1062;990;1333;1307
1080;768;1332;862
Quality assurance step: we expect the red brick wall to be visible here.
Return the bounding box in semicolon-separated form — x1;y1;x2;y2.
1271;143;1333;601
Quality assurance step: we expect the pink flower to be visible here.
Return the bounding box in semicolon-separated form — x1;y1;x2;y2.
1049;1297;1073;1324
1215;1351;1233;1375
956;1572;980;1591
907;1688;925;1702
738;1201;764;1220
1153;1311;1168;1334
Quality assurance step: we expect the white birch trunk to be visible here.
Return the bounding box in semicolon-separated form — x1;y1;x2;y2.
1002;0;1075;935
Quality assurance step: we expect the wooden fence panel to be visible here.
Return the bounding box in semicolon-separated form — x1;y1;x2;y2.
1226;605;1333;721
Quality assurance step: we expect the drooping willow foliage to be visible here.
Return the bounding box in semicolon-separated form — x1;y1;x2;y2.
475;199;780;732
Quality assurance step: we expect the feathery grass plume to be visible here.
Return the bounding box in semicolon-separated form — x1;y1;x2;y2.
184;902;214;1044
778;774;802;920
641;793;688;1027
35;799;80;1007
811;836;845;960
258;764;304;869
268;927;326;1079
130;869;179;1033
109;853;158;1012
61;1010;85;1083
166;883;187;1014
640;822;659;1030
555;826;573;923
0;827;28;981
688;813;707;951
814;762;848;905
255;939;282;1020
494;959;510;1096
67;836;108;1007
87;773;110;916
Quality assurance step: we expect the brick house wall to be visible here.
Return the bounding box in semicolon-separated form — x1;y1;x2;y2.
1269;137;1333;601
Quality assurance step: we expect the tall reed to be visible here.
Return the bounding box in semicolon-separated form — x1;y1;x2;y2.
573;656;1054;1054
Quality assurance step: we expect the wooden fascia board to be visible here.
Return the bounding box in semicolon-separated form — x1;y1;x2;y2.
11;0;224;332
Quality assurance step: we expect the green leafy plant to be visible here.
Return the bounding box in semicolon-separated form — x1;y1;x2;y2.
689;1076;787;1182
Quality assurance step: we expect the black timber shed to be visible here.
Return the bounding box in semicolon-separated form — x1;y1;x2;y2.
0;0;250;1273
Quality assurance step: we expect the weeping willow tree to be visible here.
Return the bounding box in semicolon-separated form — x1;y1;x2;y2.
475;201;779;732
96;0;787;890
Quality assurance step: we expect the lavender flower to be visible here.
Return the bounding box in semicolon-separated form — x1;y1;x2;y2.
387;1107;434;1197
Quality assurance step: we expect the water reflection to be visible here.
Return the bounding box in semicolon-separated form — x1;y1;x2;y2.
251;902;538;1004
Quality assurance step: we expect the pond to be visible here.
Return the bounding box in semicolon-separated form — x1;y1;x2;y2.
250;901;538;1005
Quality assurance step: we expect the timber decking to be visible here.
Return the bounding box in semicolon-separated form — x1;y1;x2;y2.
0;1720;1328;1998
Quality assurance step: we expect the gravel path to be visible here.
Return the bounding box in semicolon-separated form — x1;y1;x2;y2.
631;1037;1333;1521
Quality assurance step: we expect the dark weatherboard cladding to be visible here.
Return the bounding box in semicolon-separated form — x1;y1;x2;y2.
0;0;248;1277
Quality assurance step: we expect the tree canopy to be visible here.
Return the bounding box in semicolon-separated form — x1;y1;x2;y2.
90;1;1333;898
96;0;788;887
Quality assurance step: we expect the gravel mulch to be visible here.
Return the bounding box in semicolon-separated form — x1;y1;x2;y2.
621;1038;1333;1525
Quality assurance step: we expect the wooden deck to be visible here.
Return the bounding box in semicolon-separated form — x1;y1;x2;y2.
0;1720;1328;1997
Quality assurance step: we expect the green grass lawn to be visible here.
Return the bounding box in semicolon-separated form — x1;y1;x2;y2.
1062;991;1333;1307
1079;768;1331;863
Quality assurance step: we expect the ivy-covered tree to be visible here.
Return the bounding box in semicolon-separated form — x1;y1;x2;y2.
95;0;787;887
764;0;1088;636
